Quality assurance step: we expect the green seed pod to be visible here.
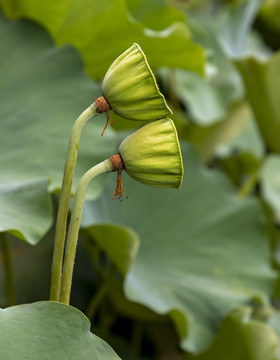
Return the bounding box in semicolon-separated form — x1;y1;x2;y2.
119;118;183;189
102;43;172;121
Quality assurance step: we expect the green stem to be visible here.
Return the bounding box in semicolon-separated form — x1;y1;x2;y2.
86;265;115;321
131;321;144;357
50;103;100;302
82;229;103;280
60;159;114;304
168;68;180;111
0;233;15;306
86;275;113;322
237;162;263;198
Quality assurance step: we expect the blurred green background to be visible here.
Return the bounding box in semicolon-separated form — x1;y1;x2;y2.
1;0;280;359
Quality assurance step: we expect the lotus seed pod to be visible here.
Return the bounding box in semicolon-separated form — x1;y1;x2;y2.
119;118;183;189
102;43;172;121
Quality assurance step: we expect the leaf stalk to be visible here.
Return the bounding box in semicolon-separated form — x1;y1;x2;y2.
0;233;15;306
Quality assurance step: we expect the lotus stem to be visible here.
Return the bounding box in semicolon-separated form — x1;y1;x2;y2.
60;159;113;304
50;103;100;301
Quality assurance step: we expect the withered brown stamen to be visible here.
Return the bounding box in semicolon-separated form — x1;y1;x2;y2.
109;154;127;201
112;169;128;201
101;112;114;136
95;96;114;136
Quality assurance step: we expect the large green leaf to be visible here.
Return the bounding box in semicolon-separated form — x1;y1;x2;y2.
175;69;242;126
192;308;278;360
82;143;276;353
0;14;116;244
176;10;244;126
216;0;280;154
0;180;52;244
126;0;185;31
0;301;121;359
0;0;205;79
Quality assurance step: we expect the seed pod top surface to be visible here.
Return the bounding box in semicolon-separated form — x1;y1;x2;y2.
102;43;172;121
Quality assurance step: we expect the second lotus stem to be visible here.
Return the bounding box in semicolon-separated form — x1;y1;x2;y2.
60;159;114;304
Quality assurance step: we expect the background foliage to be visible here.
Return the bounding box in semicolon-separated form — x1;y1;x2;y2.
1;0;280;359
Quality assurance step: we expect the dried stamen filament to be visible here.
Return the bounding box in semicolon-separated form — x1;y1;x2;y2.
112;169;128;201
101;111;114;137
